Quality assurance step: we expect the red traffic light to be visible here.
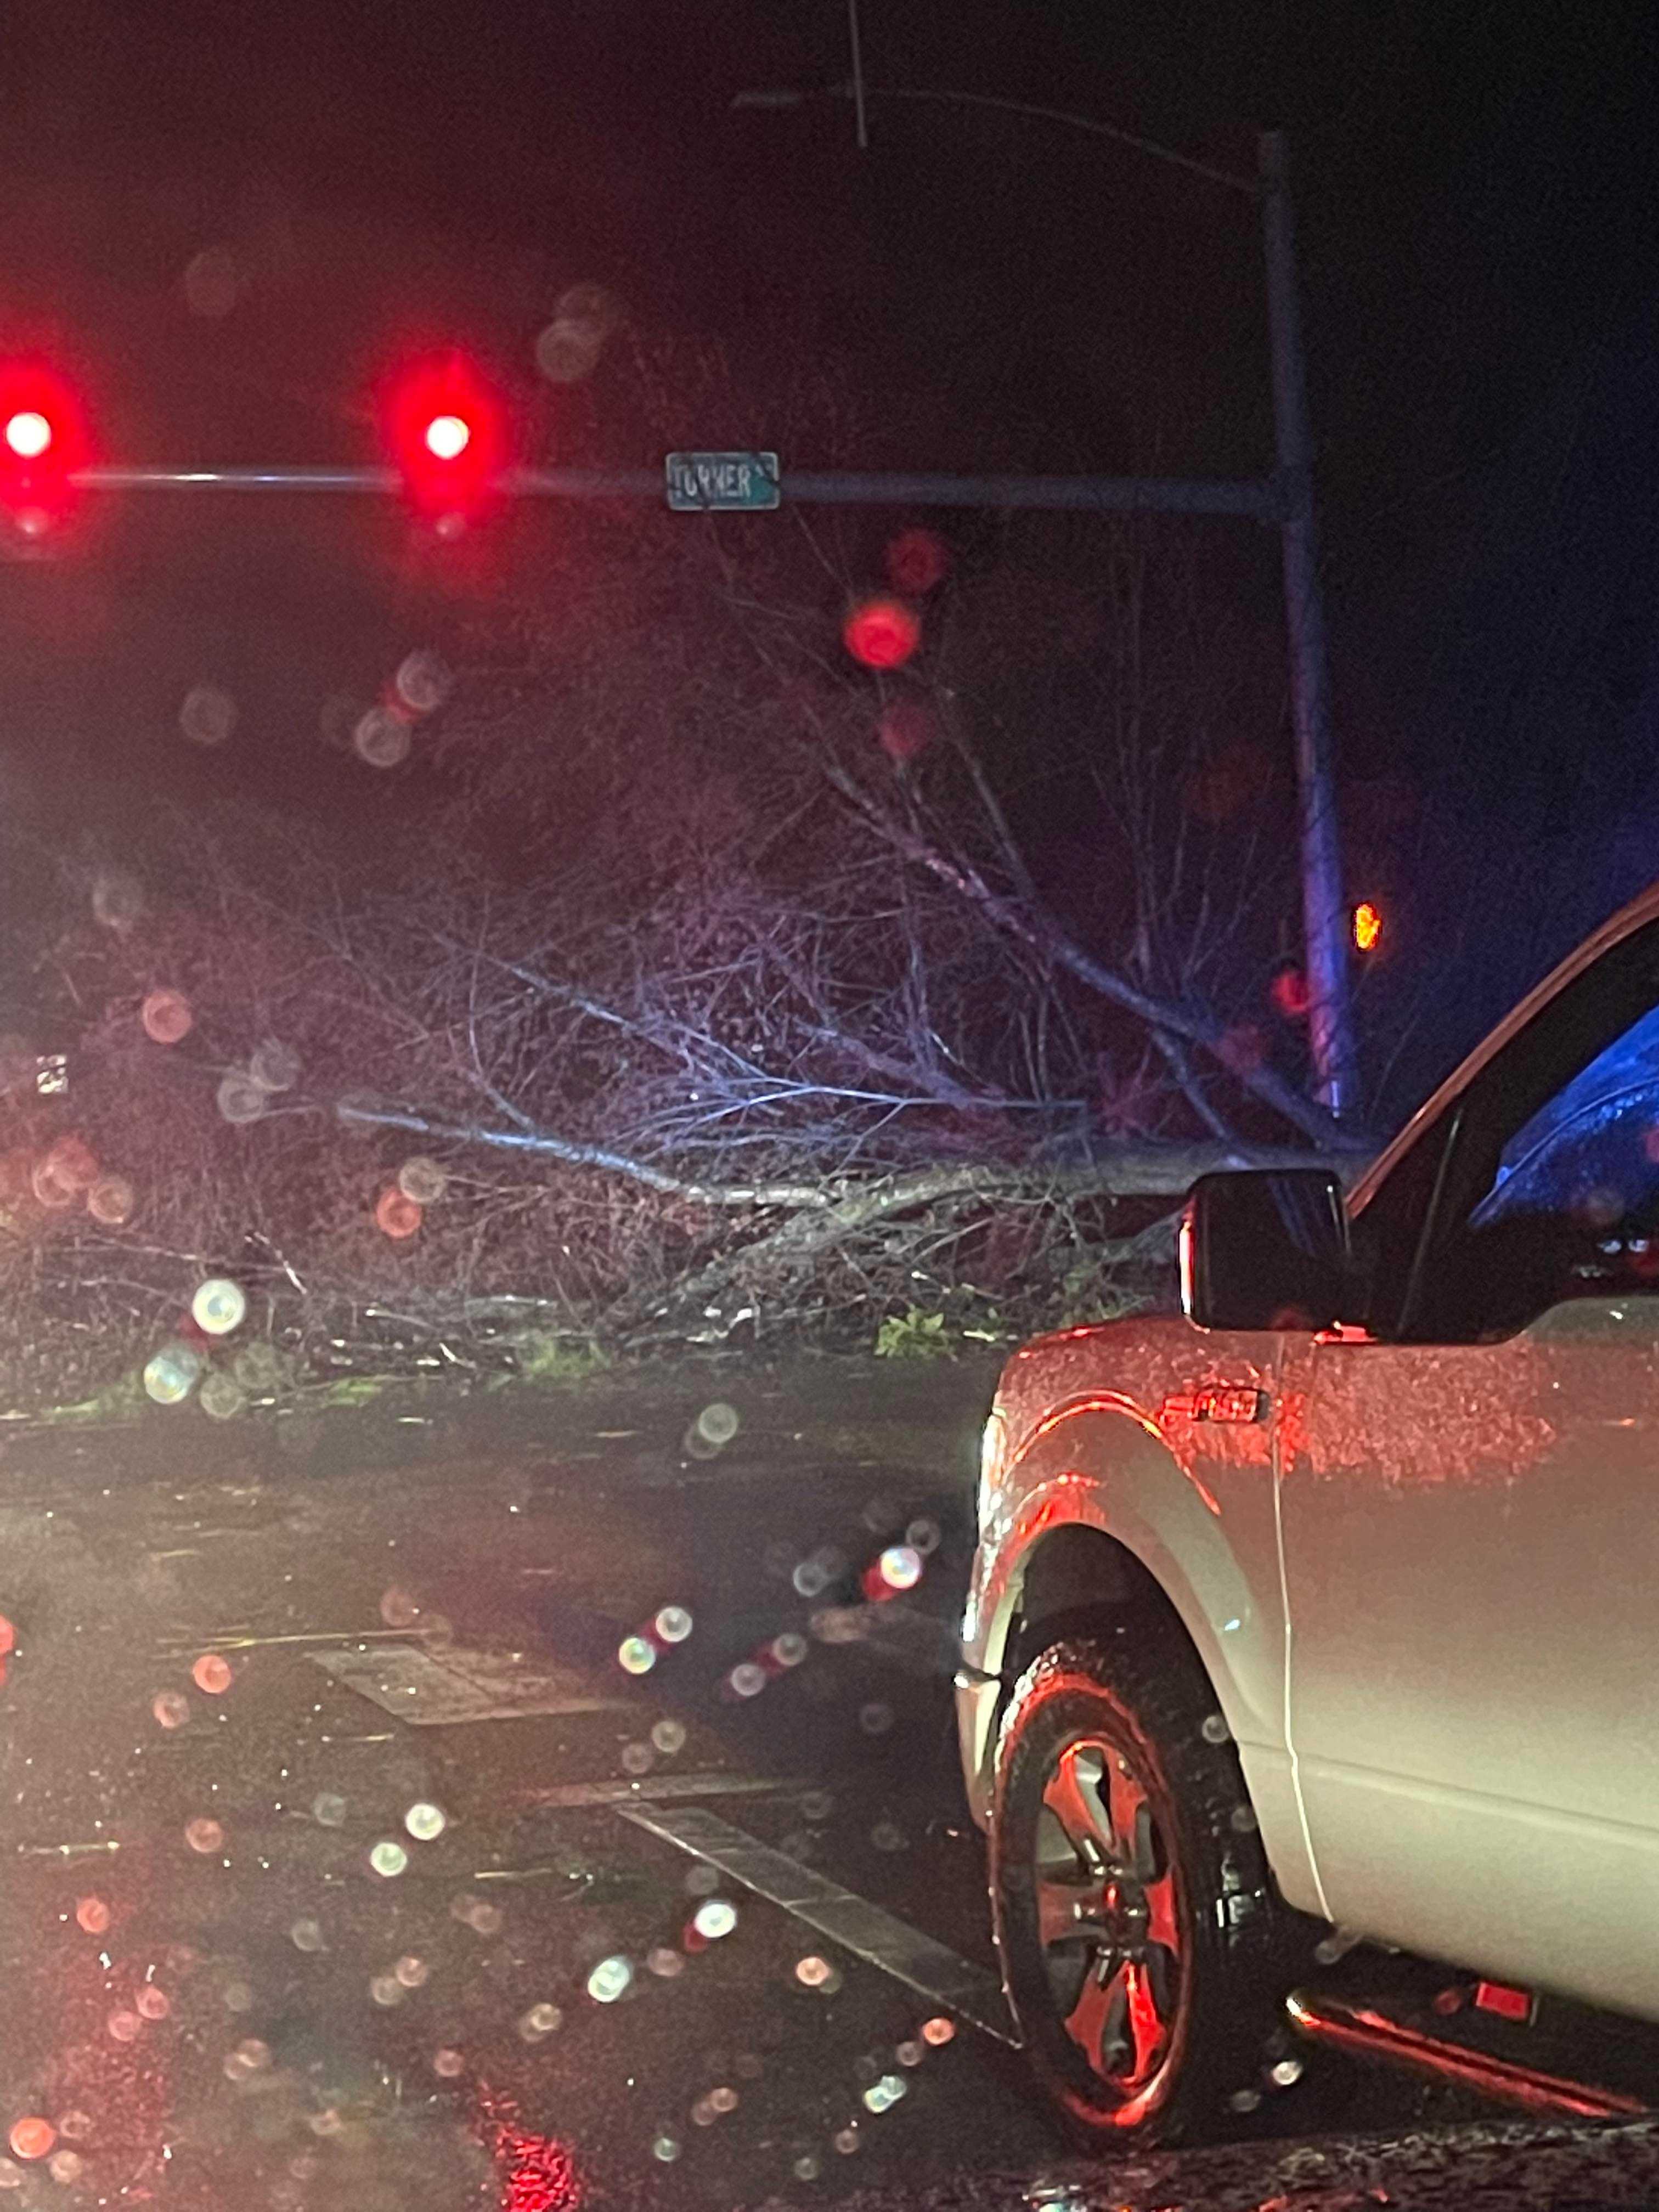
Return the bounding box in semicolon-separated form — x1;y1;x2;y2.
380;356;508;528
4;411;53;461
843;597;922;671
422;413;471;461
0;362;89;538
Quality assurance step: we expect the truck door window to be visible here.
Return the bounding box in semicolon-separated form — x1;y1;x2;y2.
1443;1002;1659;1335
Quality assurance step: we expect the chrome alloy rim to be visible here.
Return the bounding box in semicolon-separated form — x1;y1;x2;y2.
1033;1735;1184;2092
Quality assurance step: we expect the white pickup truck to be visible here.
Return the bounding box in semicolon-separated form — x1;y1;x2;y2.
958;882;1659;2145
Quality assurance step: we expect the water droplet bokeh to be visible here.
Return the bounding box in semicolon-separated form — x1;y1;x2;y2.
179;685;237;747
586;1955;633;2003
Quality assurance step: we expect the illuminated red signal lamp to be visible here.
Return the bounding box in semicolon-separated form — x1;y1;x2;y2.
0;363;91;539
380;357;509;530
4;410;53;461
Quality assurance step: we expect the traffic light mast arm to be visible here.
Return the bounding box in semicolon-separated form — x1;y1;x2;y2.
70;461;1284;518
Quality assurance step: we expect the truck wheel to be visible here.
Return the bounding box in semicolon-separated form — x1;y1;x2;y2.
990;1633;1297;2148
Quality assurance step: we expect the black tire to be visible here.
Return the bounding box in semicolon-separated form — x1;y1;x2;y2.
989;1632;1299;2148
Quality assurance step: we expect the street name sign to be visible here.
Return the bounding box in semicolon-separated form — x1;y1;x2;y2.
664;451;781;512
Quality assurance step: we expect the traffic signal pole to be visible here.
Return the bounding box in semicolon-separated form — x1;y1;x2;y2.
1259;131;1356;1119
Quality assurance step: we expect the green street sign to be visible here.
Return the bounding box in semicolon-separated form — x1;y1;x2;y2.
664;451;781;512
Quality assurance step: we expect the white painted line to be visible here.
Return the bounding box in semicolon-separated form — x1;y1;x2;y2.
617;1802;1019;2046
312;1643;623;1724
528;1772;789;1809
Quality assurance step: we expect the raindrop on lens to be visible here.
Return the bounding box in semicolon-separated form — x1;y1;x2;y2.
695;1401;739;1447
88;1175;136;1226
650;1717;686;1754
395;652;453;715
199;1372;246;1421
93;870;144;934
864;2072;907;2113
375;1186;423;1238
396;1154;449;1205
216;1071;268;1125
233;1339;285;1391
878;1543;922;1591
179;685;237;746
249;1039;301;1093
369;1839;408;1877
8;2118;54;2163
692;1898;737;1940
353;706;411;769
145;1343;203;1406
587;1955;633;2003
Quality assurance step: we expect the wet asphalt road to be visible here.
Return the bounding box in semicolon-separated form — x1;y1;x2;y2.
1;1352;1655;2210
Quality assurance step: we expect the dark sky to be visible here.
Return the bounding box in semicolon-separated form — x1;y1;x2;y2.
2;0;1656;1026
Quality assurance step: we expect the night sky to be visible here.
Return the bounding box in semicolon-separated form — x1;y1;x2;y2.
2;0;1656;1071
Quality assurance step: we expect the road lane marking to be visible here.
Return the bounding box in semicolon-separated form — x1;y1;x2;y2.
616;1802;1019;2046
311;1643;623;1724
527;1773;789;1809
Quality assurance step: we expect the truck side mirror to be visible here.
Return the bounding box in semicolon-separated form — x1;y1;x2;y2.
1181;1168;1351;1332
